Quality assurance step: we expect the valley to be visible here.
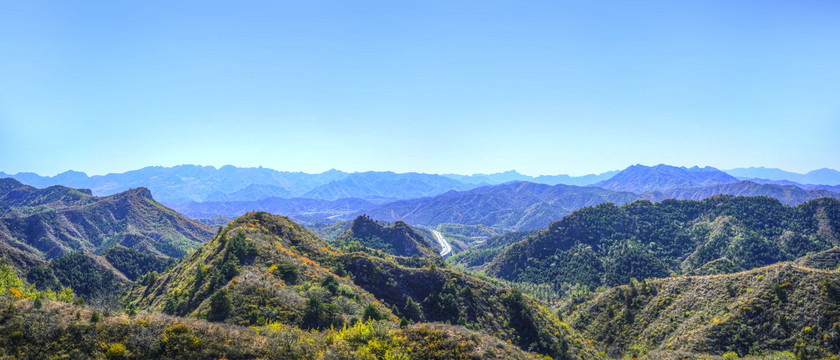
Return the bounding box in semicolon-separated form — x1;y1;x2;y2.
430;230;452;258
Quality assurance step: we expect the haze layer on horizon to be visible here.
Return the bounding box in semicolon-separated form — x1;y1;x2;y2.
1;0;839;176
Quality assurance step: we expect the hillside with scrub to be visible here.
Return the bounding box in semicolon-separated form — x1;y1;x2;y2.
0;255;539;359
557;263;840;359
126;211;603;359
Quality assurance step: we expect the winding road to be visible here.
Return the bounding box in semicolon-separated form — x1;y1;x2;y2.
431;230;452;258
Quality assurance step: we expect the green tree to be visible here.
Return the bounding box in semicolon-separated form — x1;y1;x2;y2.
207;289;232;322
362;304;383;321
403;297;423;322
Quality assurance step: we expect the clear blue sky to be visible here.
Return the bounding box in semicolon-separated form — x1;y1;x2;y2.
1;0;838;176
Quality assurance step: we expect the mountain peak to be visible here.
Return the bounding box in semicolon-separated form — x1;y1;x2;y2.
340;215;438;257
595;164;739;193
0;177;25;194
116;187;154;201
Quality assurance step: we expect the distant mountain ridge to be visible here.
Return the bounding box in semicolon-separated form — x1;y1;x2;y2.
0;165;349;204
726;166;840;185
204;183;294;201
302;171;474;200
0;165;624;205
169;197;376;220
594;164;740;193
442;169;618;186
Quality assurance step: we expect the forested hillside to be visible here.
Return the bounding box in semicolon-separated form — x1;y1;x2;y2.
485;196;840;289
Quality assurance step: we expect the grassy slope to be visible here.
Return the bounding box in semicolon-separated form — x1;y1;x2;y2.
0;296;540;360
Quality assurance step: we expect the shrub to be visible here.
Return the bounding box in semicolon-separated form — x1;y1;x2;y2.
105;342;127;359
363;304;383;321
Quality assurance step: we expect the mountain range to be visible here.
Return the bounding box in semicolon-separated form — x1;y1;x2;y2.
5;164;840;233
301;171;474;200
0;165;614;205
10;164;837;208
441;169;619;186
726;166;840;185
169;197;377;220
0;165;348;204
156;165;840;232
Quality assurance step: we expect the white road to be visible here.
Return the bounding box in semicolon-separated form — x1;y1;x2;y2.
431;230;452;258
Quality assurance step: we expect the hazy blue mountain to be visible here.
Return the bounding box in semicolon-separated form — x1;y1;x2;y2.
442;170;618;186
532;170;619;186
357;181;645;230
302;171;475;200
442;170;533;185
0;166;479;204
725;166;840;185
739;178;840;192
0;165;349;204
595;164;739;193
204;183;294;201
653;180;840;206
170;197;376;220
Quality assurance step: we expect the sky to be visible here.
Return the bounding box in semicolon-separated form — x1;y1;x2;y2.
1;0;839;177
